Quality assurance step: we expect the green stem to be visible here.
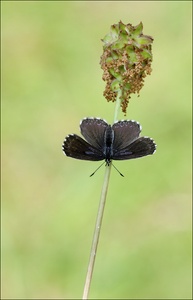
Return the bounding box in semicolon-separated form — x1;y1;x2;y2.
82;163;111;300
82;90;122;300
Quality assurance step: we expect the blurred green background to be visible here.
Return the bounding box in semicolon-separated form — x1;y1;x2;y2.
2;1;192;299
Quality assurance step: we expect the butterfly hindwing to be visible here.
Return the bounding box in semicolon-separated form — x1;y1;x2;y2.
112;120;141;150
80;118;108;149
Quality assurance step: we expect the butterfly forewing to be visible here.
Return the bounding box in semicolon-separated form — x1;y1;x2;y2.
112;137;156;160
62;134;104;161
112;120;141;151
80;118;108;150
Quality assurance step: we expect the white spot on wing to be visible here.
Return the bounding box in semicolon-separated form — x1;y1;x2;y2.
113;119;142;131
62;134;76;156
80;117;108;123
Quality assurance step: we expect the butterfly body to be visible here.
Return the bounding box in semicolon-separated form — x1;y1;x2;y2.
102;125;114;164
62;118;156;164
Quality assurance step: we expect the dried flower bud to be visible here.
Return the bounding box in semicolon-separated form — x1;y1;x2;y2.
100;21;153;114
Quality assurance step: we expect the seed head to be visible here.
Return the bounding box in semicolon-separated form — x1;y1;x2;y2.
100;21;153;114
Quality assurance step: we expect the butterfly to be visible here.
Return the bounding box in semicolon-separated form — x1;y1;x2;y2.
62;118;156;175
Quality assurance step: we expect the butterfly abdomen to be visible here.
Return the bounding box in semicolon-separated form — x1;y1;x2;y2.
103;126;114;164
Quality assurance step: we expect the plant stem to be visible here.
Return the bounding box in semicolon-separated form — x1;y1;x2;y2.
82;163;112;300
82;91;122;300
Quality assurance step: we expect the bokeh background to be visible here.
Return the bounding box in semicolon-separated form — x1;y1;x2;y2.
2;1;192;299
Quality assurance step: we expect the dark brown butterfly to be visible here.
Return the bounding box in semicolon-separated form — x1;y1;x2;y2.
62;118;156;173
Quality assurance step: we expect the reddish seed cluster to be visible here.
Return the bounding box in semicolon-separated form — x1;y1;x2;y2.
100;21;153;114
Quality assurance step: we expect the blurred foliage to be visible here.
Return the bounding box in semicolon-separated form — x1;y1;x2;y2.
2;1;192;299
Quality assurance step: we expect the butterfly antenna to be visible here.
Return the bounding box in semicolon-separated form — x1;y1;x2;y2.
90;162;106;177
112;163;124;177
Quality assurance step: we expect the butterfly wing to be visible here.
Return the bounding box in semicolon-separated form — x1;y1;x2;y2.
80;118;108;149
112;137;156;160
112;120;141;150
62;134;104;161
